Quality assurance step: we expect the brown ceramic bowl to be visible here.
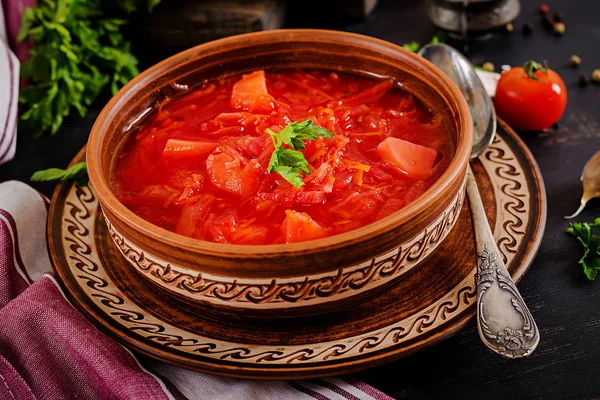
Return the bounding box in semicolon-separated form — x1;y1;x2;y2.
87;29;473;316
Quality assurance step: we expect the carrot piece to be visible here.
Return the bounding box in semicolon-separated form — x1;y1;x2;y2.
341;159;371;172
282;210;328;243
354;169;365;186
231;70;276;113
256;190;326;205
238;159;266;197
163;138;218;159
339;79;393;106
377;137;438;180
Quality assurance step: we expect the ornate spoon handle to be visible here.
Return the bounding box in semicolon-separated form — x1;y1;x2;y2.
466;165;540;359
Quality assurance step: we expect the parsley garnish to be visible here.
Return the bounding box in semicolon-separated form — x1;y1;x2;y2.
567;217;600;280
266;120;333;188
31;162;88;185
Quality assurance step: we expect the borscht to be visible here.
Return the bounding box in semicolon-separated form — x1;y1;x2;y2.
111;69;454;244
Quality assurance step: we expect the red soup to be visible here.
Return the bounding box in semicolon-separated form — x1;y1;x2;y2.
111;69;454;244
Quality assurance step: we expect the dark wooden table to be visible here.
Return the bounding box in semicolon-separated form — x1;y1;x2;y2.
2;0;599;398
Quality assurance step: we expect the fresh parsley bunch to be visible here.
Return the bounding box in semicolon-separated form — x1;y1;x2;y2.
17;0;158;136
267;120;333;188
567;217;600;280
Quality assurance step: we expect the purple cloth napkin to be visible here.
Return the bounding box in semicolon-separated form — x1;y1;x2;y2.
0;1;20;166
1;0;35;63
0;183;395;399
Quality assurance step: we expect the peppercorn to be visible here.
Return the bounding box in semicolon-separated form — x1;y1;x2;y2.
592;69;600;83
578;75;589;86
554;22;566;35
522;23;533;35
506;22;514;33
553;12;564;23
482;62;495;72
542;15;554;30
570;55;582;67
539;4;549;15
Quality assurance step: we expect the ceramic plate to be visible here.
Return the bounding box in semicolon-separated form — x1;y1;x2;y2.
49;119;546;379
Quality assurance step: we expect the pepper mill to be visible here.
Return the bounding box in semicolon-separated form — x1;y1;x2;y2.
425;0;521;40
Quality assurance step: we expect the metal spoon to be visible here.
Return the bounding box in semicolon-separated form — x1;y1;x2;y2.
418;44;540;359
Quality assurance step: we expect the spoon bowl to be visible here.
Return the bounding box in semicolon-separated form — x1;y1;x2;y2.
418;44;496;159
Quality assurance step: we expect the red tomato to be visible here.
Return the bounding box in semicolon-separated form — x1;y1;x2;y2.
494;61;567;131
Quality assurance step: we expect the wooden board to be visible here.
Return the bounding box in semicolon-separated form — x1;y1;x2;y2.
48;119;546;379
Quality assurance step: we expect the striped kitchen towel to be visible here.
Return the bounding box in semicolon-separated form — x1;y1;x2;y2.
0;1;20;166
0;180;395;399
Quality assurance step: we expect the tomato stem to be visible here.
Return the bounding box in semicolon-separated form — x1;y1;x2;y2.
523;60;549;80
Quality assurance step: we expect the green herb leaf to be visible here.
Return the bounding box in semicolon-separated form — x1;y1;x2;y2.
278;149;311;174
31;162;88;185
16;0;161;136
266;120;333;188
292;123;333;142
273;166;305;189
567;217;600;280
117;0;161;13
402;32;444;53
430;31;445;44
402;41;420;52
290;137;305;150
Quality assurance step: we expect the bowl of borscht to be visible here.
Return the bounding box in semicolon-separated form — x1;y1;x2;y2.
87;29;473;316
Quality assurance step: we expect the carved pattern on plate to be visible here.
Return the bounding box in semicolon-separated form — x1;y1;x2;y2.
60;134;531;364
104;186;464;307
480;136;529;265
